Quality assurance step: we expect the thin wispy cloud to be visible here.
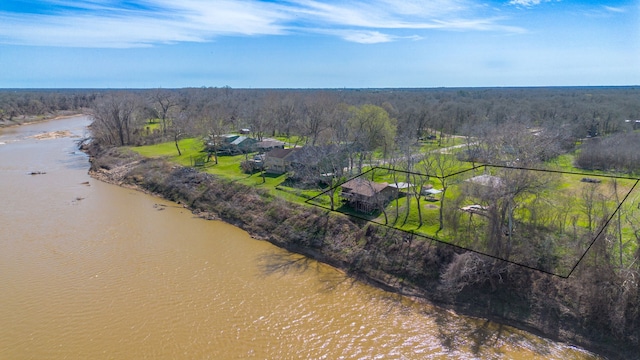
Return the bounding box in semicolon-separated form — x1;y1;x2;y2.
603;6;625;13
581;5;629;19
287;0;464;28
312;28;423;44
333;30;396;44
0;0;289;47
0;0;524;47
508;0;552;7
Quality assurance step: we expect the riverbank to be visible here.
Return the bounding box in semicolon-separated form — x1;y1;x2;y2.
0;111;85;128
86;143;637;360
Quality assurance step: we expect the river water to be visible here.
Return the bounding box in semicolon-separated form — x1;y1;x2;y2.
0;116;599;359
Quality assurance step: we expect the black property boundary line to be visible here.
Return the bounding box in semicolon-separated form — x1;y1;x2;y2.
306;164;640;278
567;178;639;277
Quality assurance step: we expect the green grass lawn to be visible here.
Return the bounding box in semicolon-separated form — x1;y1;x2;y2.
131;138;318;206
130;137;639;275
274;134;304;146
132;137;204;161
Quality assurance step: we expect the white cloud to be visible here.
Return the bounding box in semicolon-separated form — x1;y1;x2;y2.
0;0;290;47
338;30;395;44
286;0;496;29
508;0;549;7
603;6;625;13
310;28;424;44
0;0;525;47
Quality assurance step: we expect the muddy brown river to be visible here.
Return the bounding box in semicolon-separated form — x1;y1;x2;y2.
0;116;599;359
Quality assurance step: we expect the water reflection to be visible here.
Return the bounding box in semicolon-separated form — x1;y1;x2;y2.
256;248;598;360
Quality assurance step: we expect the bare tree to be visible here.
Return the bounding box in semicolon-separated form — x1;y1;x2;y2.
91;92;140;146
581;182;600;234
419;151;458;235
198;103;231;164
168;110;189;156
150;89;180;136
274;94;298;138
300;94;333;146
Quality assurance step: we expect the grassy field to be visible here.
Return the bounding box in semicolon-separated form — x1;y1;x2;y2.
131;136;640;276
131;138;325;206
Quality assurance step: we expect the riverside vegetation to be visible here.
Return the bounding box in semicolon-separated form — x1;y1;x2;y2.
49;86;640;359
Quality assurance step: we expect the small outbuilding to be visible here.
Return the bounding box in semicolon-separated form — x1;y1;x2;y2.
466;174;504;189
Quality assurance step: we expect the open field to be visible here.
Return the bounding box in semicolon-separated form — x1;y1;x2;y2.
309;165;640;277
131;138;640;278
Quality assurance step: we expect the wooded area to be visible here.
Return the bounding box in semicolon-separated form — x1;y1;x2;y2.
3;86;639;171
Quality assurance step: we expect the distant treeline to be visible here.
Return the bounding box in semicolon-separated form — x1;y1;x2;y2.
3;87;639;134
0;89;98;123
3;86;640;171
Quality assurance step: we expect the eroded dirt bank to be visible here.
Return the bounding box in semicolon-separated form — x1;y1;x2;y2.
86;144;637;360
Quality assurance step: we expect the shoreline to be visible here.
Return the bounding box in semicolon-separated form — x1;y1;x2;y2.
0;112;86;129
85;145;633;360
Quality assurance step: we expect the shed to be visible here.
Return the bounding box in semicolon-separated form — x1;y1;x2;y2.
466;174;504;189
388;182;413;190
423;188;442;195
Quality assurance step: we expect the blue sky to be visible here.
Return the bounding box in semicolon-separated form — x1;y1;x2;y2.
0;0;638;88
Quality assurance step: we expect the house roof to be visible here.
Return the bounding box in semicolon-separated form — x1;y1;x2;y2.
256;140;285;149
230;136;247;145
209;134;238;144
423;188;442;195
388;182;413;189
466;174;504;188
265;148;298;159
230;136;257;146
288;144;344;165
341;178;389;197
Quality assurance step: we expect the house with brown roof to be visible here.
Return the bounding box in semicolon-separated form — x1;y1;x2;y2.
264;148;299;174
340;178;398;213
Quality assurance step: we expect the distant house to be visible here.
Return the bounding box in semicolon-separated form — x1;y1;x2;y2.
341;178;398;213
287;145;349;183
388;182;413;191
206;134;238;152
256;139;286;152
422;186;441;195
461;204;489;216
463;174;506;203
223;136;258;155
264;148;299;174
625;119;640;130
466;174;504;189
